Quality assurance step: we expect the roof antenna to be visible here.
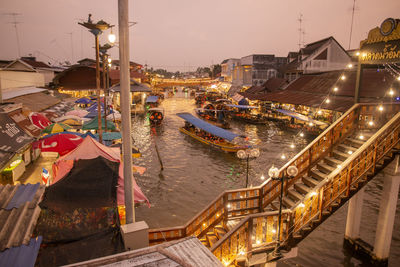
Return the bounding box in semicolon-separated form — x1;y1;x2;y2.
298;14;303;50
348;0;357;49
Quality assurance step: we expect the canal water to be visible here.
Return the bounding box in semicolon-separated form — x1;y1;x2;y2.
133;90;400;266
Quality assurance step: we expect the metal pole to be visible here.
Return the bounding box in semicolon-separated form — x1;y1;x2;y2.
245;154;249;187
275;176;284;257
95;34;103;143
102;55;108;132
119;0;135;223
354;59;363;104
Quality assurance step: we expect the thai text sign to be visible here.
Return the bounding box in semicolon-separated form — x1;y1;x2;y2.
360;40;400;64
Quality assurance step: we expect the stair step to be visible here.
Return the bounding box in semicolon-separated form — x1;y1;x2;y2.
337;144;357;154
302;176;320;188
282;196;296;208
199;238;209;247
287;189;304;202
333;149;349;161
322;210;331;216
206;233;218;247
302;226;312;232
324;156;343;168
214;225;227;239
317;162;335;174
294;183;312;195
346;137;365;148
310;169;328;181
293;233;303;239
270;200;280;210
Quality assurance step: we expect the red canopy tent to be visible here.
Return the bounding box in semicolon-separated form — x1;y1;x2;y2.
52;136;150;206
32;133;83;156
29;112;51;129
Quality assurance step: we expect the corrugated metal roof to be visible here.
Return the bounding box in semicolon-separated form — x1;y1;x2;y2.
0;183;45;251
0;236;42;267
2;87;48;100
241;69;396;112
66;237;223;267
8;92;60;112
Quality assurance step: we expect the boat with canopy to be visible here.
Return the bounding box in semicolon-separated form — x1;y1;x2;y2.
226;104;271;124
177;112;259;155
195;103;230;129
274;108;329;137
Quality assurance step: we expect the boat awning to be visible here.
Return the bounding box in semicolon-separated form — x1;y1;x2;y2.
176;112;240;142
275;109;328;127
146;96;159;103
148;108;164;113
226;104;258;109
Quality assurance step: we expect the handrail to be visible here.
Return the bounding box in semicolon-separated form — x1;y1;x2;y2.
149;103;400;246
210;106;400;265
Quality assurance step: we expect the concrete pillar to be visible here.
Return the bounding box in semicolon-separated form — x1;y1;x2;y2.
373;155;400;261
345;187;365;239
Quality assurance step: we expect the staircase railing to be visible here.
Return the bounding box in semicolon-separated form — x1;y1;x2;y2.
209;104;400;265
149;103;400;245
211;210;292;266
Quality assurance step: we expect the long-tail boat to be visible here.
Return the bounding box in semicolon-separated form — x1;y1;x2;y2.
177;112;258;155
274;108;329;138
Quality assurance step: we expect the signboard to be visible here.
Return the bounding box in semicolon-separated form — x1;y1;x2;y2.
7;109;41;137
360;18;400;64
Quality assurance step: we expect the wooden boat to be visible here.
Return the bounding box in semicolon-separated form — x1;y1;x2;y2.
176;112;255;153
274;108;329;138
195;102;230;129
148;108;164;126
226;104;269;124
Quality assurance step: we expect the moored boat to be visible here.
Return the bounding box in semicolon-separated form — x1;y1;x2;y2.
195;103;230;129
226;104;269;124
274;108;329;138
148;108;164;126
176;112;258;155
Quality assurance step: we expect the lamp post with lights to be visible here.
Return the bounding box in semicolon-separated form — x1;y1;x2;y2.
268;165;299;260
236;148;260;187
99;43;114;132
78;15;114;143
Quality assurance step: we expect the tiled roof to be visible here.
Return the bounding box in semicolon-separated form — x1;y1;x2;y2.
7;92;60;112
0;183;45;251
21;59;50;69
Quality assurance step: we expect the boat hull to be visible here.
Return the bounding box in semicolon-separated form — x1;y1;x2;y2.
179;127;246;153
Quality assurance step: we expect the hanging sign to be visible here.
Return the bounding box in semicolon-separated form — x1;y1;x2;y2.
359;18;400;64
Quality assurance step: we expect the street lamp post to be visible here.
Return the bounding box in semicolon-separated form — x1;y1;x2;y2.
100;43;114;133
79;15;113;143
236;148;260;187
268;165;299;261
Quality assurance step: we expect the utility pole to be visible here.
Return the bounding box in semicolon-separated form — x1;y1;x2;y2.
119;0;135;223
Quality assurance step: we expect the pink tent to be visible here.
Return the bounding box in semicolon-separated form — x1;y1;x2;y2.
29;112;51;129
66;109;89;118
52;136;150;207
33;133;83;156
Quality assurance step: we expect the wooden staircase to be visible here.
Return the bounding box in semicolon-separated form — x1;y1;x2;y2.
148;103;400;266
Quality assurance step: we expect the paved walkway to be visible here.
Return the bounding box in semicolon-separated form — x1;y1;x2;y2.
18;155;58;185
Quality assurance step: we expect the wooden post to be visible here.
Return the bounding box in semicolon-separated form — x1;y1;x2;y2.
354;61;363;104
95;34;103;143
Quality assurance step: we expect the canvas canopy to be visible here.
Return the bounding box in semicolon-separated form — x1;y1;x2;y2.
146;96;159;103
82;117;116;131
29;113;51;129
177;112;241;142
275;109;328;127
52;137;149;206
32;133;83;156
0;113;33;170
226;104;258;109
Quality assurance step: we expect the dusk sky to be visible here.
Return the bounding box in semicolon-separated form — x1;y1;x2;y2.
1;0;399;71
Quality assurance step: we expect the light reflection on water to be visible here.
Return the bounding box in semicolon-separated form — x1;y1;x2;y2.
132;93;399;266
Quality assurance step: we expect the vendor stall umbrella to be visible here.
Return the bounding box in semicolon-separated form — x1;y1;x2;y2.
42;123;72;134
